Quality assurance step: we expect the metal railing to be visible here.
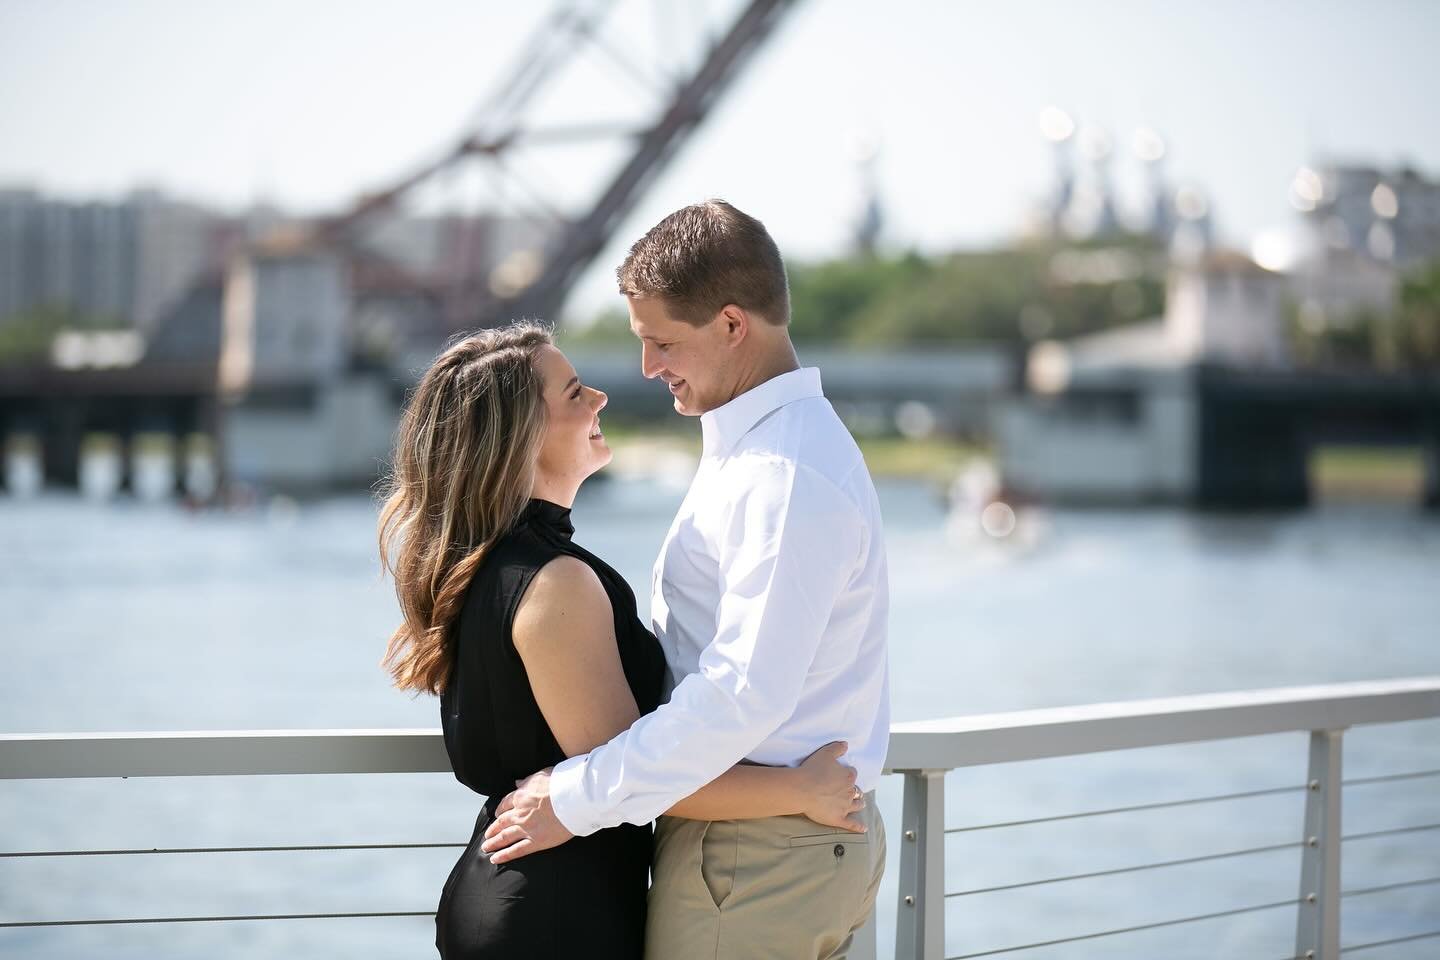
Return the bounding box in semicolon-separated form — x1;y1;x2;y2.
2;677;1438;959
887;677;1440;960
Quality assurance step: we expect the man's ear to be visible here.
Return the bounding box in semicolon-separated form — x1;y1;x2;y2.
719;304;749;347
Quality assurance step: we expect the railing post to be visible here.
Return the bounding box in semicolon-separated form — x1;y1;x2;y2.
1295;728;1344;960
895;769;946;960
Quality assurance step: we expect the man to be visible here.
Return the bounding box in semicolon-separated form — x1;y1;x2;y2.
481;199;891;959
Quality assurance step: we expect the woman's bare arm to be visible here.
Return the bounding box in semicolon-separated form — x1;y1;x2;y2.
513;557;862;829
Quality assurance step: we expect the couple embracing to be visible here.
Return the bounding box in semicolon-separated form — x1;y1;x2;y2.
380;200;891;959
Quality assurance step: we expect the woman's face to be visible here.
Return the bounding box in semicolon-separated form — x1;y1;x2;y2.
534;344;611;489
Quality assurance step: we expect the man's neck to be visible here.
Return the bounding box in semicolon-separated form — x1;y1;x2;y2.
727;341;800;405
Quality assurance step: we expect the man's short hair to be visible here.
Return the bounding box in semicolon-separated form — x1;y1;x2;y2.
616;199;790;327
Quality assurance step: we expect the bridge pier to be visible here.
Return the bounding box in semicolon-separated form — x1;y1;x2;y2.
0;368;222;499
1424;430;1440;510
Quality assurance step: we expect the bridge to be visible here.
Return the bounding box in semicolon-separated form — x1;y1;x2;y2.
999;361;1440;509
1195;365;1440;509
0;362;219;492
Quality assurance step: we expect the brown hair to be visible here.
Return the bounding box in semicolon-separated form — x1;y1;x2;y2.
377;320;552;695
616;199;790;326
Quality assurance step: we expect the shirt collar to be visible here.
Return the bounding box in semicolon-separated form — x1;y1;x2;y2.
699;367;823;458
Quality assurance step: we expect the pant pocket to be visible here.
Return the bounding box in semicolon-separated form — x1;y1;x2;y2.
787;830;870;850
698;819;740;910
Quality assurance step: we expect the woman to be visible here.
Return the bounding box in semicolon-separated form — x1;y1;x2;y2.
378;321;864;959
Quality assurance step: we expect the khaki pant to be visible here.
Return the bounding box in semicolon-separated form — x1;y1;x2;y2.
645;794;884;960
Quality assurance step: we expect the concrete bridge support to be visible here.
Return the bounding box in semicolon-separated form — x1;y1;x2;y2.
1423;428;1440;510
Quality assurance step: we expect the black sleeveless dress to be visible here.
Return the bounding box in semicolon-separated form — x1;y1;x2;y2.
435;498;668;959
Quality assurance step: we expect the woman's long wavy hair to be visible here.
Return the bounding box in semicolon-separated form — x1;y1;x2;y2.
378;320;553;695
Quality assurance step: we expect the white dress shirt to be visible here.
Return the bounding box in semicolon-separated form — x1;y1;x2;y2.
549;367;891;836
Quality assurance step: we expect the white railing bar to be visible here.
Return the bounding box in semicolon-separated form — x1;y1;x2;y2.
1342;768;1440;786
0;728;450;780
943;897;1302;959
4;678;1436;781
1340;930;1440;954
942;783;1307;834
0;910;435;928
0;841;466;859
1340;876;1440;898
944;840;1302;898
885;677;1440;771
1342;823;1440;842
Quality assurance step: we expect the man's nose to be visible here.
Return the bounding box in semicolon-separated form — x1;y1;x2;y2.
640;344;663;380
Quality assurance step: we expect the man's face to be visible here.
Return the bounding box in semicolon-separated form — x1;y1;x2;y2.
627;296;732;416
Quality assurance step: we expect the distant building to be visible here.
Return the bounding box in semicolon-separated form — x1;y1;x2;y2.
1301;164;1440;268
0;188;220;331
997;250;1288;503
1165;251;1289;367
1284;163;1440;332
219;250;351;392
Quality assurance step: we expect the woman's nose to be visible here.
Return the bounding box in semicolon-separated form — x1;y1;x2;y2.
590;387;608;412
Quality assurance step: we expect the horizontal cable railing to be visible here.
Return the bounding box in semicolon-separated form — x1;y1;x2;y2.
1343;823;1440;841
1342;767;1440;786
943;782;1310;833
1338;929;1440;954
0;840;467;859
0;910;435;929
944;840;1305;898
945;898;1307;960
1341;876;1440;898
2;676;1438;959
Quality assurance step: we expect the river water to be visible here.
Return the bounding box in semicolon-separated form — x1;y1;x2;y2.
1;477;1437;959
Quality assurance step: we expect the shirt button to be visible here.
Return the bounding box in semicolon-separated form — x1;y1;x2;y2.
833;844;846;858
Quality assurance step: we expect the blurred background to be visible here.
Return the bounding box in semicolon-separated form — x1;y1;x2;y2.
1;1;1436;957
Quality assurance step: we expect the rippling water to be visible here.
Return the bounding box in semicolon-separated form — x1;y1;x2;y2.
2;478;1437;959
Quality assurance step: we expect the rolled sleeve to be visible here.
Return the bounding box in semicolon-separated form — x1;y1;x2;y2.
547;462;864;835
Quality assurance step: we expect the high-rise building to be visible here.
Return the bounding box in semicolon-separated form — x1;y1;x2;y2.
1299;164;1440;267
0;188;217;331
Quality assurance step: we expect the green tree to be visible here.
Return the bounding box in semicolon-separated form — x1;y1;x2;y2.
1395;259;1440;367
0;304;132;364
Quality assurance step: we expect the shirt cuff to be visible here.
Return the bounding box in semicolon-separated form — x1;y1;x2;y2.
548;754;601;838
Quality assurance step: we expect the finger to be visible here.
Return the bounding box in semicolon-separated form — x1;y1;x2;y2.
480;825;526;855
818;740;848;761
487;836;535;865
482;812;517;842
843;815;867;833
495;792;517;816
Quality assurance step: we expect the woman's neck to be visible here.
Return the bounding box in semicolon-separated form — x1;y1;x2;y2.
529;473;579;509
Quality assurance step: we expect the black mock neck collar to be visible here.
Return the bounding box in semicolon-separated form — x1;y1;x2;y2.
520;498;574;540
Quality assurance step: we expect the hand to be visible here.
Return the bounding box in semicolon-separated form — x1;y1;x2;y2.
479;767;574;864
796;741;866;833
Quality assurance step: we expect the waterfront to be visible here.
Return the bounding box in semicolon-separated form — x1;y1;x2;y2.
1;477;1438;958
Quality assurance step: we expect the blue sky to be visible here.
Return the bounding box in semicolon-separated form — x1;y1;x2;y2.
2;0;1437;315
